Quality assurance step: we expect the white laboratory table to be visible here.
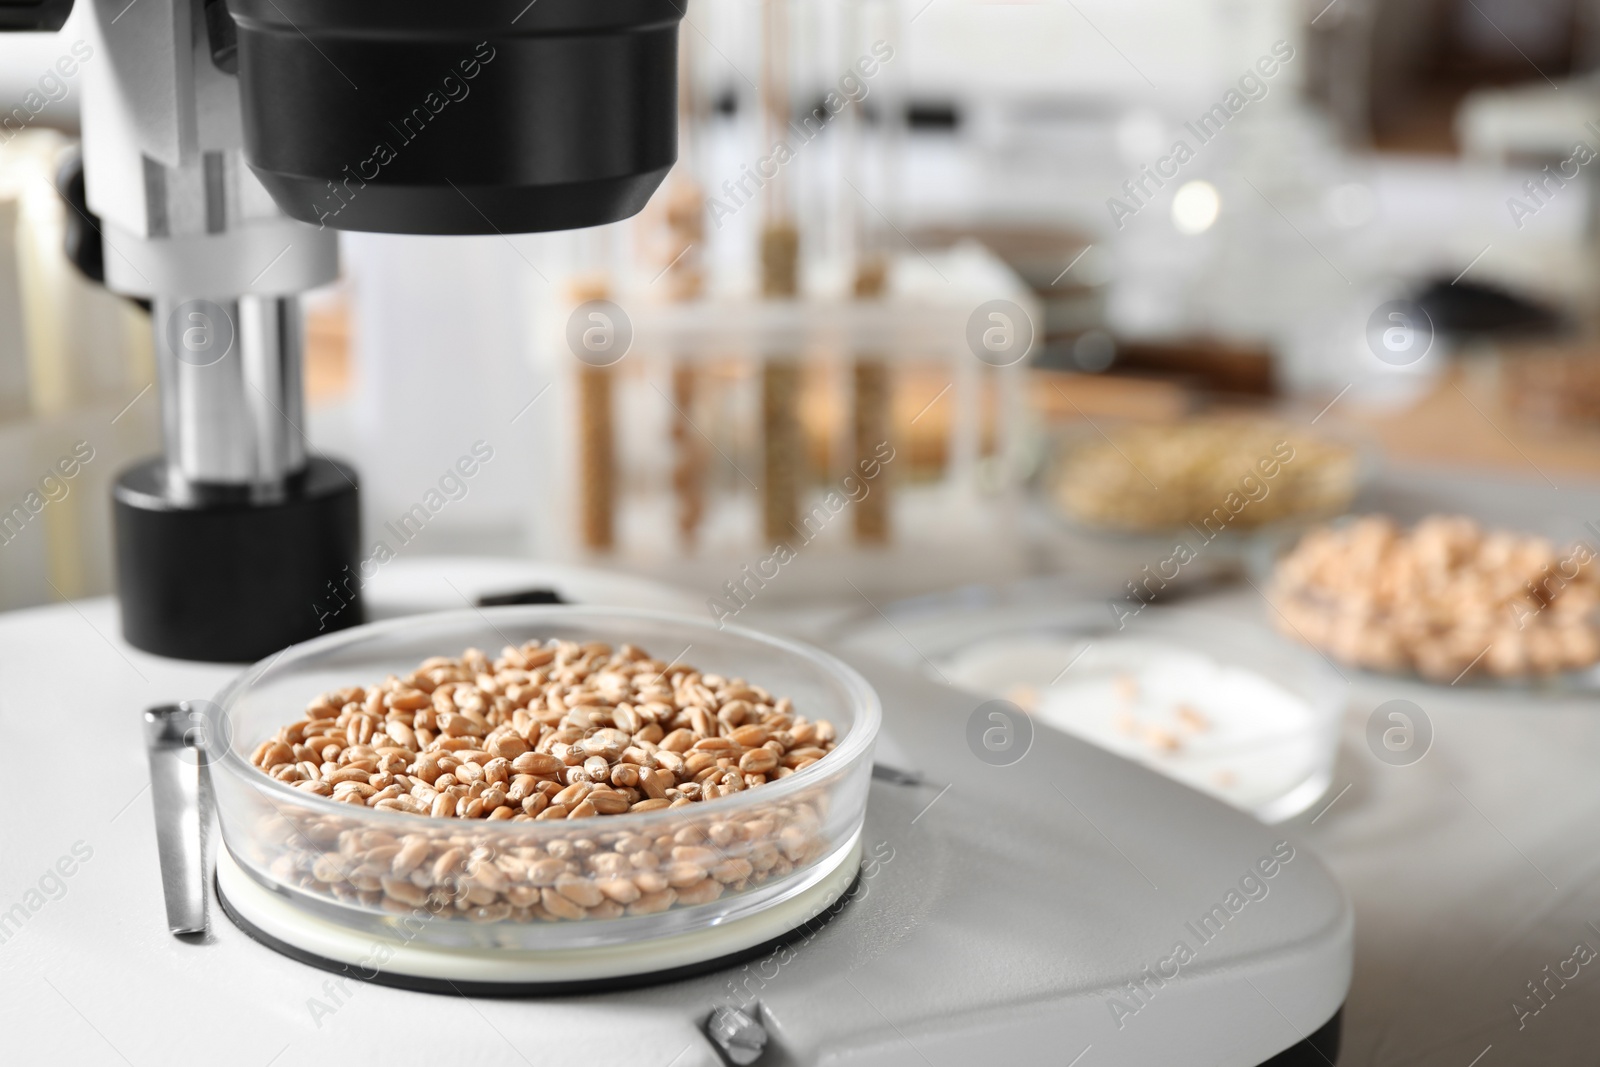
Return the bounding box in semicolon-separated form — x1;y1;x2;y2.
1276;463;1600;1067
772;460;1600;1067
1181;589;1600;1067
4;473;1600;1065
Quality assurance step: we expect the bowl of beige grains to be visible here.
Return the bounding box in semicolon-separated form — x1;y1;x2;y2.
206;607;881;952
1268;514;1600;684
1052;416;1362;538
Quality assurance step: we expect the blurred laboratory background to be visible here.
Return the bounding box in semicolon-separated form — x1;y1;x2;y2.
7;0;1600;614
0;0;1596;608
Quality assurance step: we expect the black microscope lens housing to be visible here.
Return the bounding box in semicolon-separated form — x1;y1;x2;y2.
226;0;684;234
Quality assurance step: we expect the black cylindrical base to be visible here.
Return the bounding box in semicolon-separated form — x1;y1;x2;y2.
113;458;364;663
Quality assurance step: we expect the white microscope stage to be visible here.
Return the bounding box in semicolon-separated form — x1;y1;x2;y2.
0;560;1349;1066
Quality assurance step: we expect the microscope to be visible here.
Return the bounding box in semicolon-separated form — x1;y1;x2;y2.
5;0;682;661
2;13;1359;1059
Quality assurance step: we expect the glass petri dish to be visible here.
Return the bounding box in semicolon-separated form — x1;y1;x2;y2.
208;607;880;956
833;582;1343;823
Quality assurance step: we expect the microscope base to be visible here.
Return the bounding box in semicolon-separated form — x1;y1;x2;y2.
113;457;363;663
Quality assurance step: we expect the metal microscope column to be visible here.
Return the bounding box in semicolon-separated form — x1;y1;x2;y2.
84;0;360;660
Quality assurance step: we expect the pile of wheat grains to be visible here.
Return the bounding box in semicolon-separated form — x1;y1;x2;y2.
248;639;842;922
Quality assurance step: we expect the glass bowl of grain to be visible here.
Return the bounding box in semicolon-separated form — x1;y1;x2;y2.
206;607;880;966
